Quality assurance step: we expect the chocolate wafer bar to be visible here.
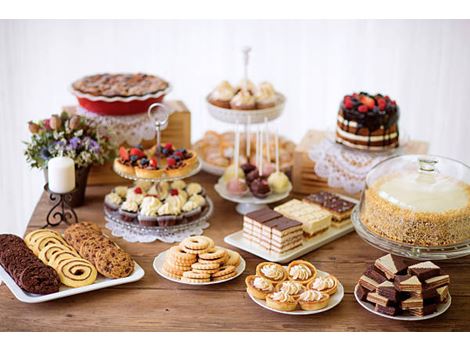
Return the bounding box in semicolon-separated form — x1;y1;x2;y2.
359;275;381;291
364;264;387;284
408;261;441;281
436;286;449;303
409;303;438;317
303;191;355;227
394;274;422;293
377;280;399;302
367;291;393;307
424;275;450;290
375;254;408;280
356;284;370;301
375;304;400;316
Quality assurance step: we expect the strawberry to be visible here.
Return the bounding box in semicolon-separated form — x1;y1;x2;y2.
149;157;158;168
119;146;129;161
167;157;176;167
360;95;375;109
357;105;369;113
164;143;173;150
170;189;179;196
391;100;397;106
134;187;142;194
344;100;354;109
130;148;145;158
175;151;184;158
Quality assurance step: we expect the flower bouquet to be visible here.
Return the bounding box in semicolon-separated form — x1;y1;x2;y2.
24;111;115;206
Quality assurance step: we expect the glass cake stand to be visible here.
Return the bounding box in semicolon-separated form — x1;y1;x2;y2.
352;206;470;260
104;196;214;242
214;179;291;215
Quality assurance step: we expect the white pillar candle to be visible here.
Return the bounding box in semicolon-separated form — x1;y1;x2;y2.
48;157;75;194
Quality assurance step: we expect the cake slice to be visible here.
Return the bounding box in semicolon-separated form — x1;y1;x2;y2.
408;304;438;317
364;264;388;284
367;291;392;307
377;280;399;302
424;274;450;290
408;261;441;281
359;275;381;291
394;274;422;293
303;191;355;227
274;199;332;237
375;254;408;279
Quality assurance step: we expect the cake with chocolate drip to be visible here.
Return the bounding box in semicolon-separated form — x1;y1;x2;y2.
336;92;399;150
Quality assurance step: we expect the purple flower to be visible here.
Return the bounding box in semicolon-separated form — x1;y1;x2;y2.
69;137;81;149
88;139;100;153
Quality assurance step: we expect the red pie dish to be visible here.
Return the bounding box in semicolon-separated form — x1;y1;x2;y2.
70;73;172;116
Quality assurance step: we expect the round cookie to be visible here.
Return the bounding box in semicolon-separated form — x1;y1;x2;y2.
95;246;135;279
198;246;226;260
212;265;236;278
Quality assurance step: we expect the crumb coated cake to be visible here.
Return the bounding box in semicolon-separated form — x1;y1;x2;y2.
360;173;470;246
336;92;399;150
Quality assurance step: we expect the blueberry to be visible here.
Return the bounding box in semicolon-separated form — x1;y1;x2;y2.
130;155;138;162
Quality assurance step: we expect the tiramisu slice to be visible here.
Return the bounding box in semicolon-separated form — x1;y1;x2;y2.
303;191;355;227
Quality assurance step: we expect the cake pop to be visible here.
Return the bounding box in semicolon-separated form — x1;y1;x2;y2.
267;128;291;193
250;177;271;199
222;164;244;183
226;178;249;197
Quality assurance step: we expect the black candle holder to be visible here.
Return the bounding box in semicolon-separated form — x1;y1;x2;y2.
42;184;79;228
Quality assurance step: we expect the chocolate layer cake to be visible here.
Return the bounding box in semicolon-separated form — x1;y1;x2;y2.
336;92;399;150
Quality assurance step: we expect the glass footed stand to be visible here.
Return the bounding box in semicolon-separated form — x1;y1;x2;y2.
352;206;470;260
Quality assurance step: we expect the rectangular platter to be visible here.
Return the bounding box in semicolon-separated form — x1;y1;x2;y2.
0;261;144;304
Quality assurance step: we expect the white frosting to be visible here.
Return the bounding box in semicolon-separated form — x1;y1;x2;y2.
105;192;122;207
182;200;199;212
279;281;304;295
253;277;273;291
189;194;206;207
261;264;285;281
336;126;398;142
299;290;326;302
289;264;312;280
113;186;128;198
140;196;162;216
120;200;138;213
186;182;202;196
377;174;469;212
311;276;335;291
210;81;235;101
270;291;291;303
171;180;186;190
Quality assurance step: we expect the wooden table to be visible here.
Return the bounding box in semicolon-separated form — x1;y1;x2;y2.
1;172;469;331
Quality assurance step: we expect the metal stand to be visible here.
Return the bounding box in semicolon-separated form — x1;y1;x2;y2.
148;103;170;165
42;184;78;228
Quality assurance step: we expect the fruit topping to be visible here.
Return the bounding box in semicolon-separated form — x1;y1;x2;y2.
134;187;143;194
130;147;145;158
119;146;129;161
149;157;158;168
167;157;176;167
357;105;369;113
170;189;179;196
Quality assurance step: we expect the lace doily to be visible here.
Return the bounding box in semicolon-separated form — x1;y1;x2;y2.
309;139;401;194
77;106;167;146
105;219;210;243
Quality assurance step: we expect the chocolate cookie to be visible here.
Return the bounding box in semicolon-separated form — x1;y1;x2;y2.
18;264;61;294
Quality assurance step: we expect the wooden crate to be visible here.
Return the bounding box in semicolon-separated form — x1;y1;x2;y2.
75;100;191;186
292;129;429;197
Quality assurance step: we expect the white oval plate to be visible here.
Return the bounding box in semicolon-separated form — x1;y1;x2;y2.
354;284;452;321
214;179;291;205
153;249;246;285
247;270;344;315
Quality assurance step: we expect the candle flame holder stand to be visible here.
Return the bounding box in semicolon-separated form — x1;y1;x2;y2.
42;184;78;228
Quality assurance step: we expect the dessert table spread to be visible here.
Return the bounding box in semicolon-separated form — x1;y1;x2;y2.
1;172;469;332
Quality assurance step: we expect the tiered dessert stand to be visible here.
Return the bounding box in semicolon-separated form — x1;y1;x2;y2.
209;47;290;215
105;103;214;243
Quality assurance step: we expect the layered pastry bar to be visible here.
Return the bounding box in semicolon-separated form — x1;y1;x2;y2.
243;208;303;254
336;92;399;151
303;191;355;227
274;199;332;237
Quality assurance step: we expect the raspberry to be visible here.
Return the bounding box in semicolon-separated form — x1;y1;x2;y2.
167;157;176;166
170;189;179;196
130;148;145;158
357;105;368;113
134;187;142;194
360;95;375;109
344;100;354;109
149;157;158;168
175;151;184;158
165;143;173;150
119;146;129;161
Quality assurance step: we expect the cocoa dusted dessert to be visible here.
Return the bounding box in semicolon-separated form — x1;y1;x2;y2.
72;73;169;97
336;92;399;150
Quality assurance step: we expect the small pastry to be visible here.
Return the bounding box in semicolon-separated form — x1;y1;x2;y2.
266;291;298;311
114;146;146;176
171;180;187;191
275;281;306;299
235;79;256;95
267;171;291;194
287;260;317;284
249;177;271;199
245;168;260;185
208;80;235;109
255;82;278;109
157;202;180;227
226;179;249;197
230;89;256;110
245;275;275;299
256;262;287;284
182;200;202;222
189;194;207;210
298;290;330;311
113;186;128;199
241;162;257;175
308;275;338;296
119;200;139;222
138;196;162;226
126;187;145;205
222;164;245;183
262;162;276;177
134;180;153;193
135;157;164;179
104;192;122;211
186;182;203;196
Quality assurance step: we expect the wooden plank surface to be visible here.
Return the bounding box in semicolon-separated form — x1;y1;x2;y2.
1;172;469;332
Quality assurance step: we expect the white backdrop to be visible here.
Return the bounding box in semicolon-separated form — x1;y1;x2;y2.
0;19;469;234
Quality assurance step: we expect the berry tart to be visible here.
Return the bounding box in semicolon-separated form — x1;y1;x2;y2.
135;156;163;179
114;146;146;176
336;92;399;150
70;73;171;115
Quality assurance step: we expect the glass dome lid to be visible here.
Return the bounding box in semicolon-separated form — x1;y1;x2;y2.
353;154;470;260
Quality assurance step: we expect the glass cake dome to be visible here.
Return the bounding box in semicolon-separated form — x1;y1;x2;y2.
352;154;470;260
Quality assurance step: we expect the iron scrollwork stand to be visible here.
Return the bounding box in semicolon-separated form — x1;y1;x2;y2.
42;184;79;228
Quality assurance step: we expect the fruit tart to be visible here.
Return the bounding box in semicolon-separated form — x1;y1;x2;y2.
135;156;164;179
114;146;146;176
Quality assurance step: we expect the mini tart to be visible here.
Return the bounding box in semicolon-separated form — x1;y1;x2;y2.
266;291;298;312
245;275;275;300
298;290;330;311
184;150;199;167
287;260;317;284
275;280;306;299
165;165;190;178
308;274;338;296
135;167;164;179
114;159;135;176
255;262;287;284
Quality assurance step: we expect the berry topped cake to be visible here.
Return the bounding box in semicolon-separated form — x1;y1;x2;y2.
336;92;399;150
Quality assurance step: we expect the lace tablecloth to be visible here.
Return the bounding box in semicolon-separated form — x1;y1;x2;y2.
309;139;401;194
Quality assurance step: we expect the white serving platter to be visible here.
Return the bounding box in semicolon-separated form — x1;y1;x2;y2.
153;249;246;285
354;284;451;321
247;269;344;315
0;261;145;304
225;224;354;264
